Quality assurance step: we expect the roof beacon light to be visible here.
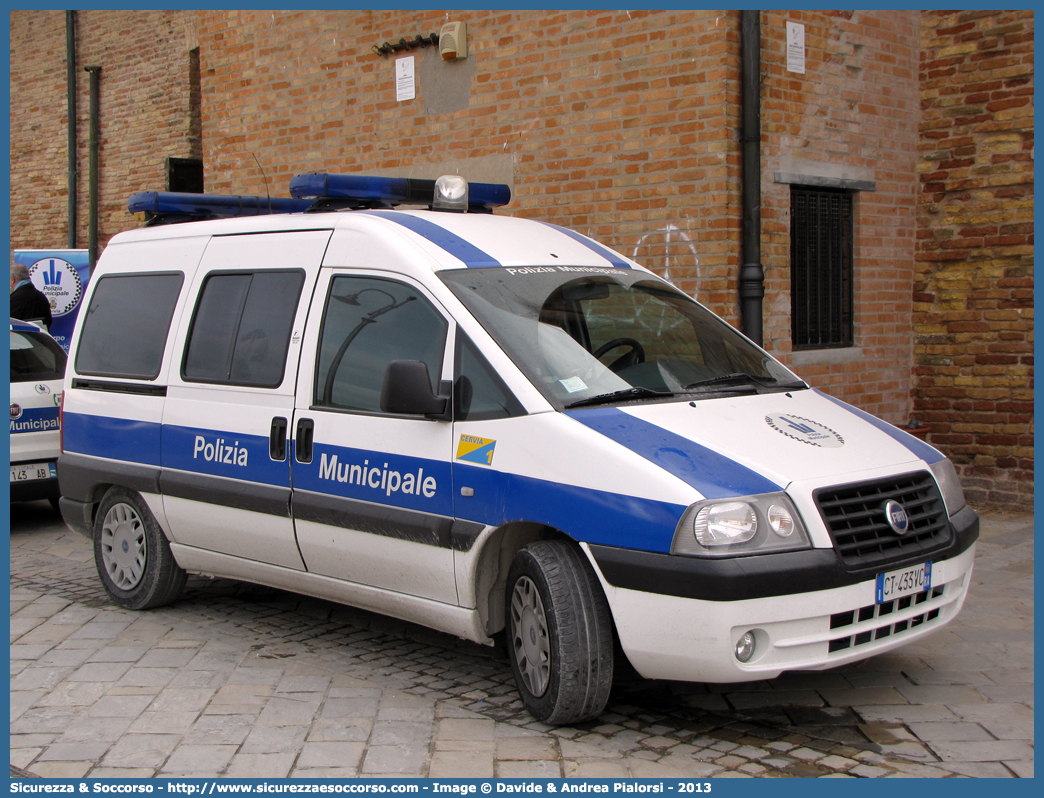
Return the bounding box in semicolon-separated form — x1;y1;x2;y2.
128;191;314;226
127;174;512;226
433;175;468;212
288;172;510;213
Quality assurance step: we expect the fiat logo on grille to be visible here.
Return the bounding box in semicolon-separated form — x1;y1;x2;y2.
883;500;910;535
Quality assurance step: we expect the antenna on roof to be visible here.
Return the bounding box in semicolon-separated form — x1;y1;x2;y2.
253;153;272;214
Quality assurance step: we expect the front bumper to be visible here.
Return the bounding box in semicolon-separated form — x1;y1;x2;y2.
584;506;979;683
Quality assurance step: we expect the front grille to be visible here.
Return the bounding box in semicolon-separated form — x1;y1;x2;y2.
828;584;946;653
814;471;951;571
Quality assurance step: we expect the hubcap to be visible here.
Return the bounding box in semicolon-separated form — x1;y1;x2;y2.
510;575;551;697
100;502;147;591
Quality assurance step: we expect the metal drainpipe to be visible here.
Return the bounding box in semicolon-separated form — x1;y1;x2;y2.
66;11;77;249
85;65;101;273
739;10;765;345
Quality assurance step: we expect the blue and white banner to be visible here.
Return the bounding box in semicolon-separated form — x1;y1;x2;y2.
13;248;91;353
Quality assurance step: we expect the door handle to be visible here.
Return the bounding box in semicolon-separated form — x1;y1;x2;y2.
270;417;287;461
296;418;314;464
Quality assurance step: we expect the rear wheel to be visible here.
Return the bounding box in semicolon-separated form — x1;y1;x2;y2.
505;540;614;724
94;487;186;610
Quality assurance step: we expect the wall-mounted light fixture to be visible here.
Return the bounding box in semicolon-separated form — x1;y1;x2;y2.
371;32;439;57
439;21;467;60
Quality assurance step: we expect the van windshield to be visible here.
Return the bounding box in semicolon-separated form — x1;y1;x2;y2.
439;267;805;409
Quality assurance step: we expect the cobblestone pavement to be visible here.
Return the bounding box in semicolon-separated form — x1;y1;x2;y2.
10;501;1033;779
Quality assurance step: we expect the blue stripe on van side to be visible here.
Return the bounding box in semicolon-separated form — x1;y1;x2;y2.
814;389;946;465
293;441;455;520
162;424;289;488
62;412;163;466
567;407;782;499
536;222;632;268
63;414;686;552
362;211;503;268
453;462;686;553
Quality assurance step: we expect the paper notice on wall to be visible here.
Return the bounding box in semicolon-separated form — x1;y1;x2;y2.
786;21;805;74
396;56;416;102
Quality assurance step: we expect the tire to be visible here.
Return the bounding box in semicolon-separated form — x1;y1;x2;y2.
93;487;186;610
505;540;614;724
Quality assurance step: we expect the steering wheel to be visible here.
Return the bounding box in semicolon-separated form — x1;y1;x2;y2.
593;337;646;372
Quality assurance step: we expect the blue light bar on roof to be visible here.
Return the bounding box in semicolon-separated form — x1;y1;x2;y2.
289;173;511;212
289;173;412;203
128;191;314;224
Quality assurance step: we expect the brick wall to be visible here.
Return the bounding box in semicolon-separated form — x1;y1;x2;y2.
196;9;925;422
195;9;741;320
760;10;921;422
916;10;1034;510
9;10;198;254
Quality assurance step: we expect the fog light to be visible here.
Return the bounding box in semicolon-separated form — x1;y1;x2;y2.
735;630;756;663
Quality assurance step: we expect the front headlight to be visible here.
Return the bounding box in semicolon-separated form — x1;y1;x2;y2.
928;458;967;517
693;501;758;546
672;493;811;557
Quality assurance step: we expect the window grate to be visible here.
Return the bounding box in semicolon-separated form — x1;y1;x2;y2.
791;187;853;349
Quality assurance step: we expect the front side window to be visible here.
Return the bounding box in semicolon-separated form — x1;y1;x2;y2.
454;333;524;421
75;273;184;380
439;268;804;409
314;277;448;413
183;270;304;387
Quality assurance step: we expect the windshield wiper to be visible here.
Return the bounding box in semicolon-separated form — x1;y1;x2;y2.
565;386;674;409
684;373;807;392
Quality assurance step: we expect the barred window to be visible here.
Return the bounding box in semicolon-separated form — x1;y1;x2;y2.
790;187;853;349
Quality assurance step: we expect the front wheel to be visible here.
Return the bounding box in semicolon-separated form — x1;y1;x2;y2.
505;540;614;724
94;487;186;610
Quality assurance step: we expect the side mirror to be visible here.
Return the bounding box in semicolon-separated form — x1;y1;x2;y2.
380;360;448;418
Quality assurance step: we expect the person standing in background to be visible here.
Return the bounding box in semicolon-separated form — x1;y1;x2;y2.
10;262;52;329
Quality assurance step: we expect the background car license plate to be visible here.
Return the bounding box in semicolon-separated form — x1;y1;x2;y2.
10;462;57;483
876;561;932;603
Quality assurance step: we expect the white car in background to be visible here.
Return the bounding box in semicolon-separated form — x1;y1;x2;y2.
10;318;66;508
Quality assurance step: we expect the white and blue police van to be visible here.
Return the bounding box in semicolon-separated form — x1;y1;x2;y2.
11;318;67;507
58;173;978;724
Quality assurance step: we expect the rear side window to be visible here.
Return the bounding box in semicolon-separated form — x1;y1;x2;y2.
183;270;304;388
10;331;67;382
75;273;184;380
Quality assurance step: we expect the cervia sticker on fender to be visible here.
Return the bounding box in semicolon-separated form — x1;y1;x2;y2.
456;435;496;466
765;413;845;449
